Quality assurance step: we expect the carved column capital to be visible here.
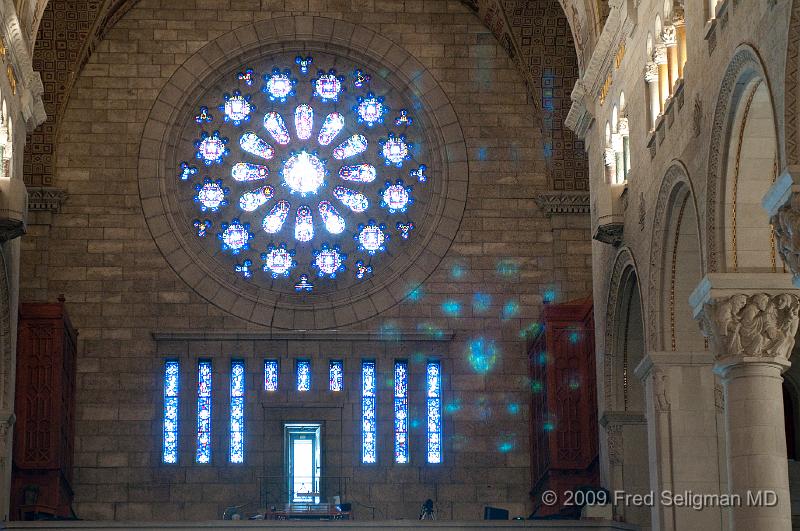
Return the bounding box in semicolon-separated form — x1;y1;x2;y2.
661;25;677;47
644;61;659;83
697;293;800;366
652;44;668;65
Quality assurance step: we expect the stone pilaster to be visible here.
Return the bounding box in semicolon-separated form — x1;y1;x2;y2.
691;273;800;531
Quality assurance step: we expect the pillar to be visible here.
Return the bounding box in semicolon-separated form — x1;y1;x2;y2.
662;25;678;93
691;273;800;531
674;5;687;77
645;62;660;130
654;44;669;113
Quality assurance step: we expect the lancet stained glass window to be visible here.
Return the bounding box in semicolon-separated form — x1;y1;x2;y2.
162;360;179;464
296;360;311;391
361;361;377;464
426;361;442;464
196;360;213;464
394;360;409;464
329;360;343;392
178;52;429;294
264;359;279;391
230;360;245;463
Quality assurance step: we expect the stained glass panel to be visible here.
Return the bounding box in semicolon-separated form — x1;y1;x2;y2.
329;360;343;392
264;359;279;391
230;360;245;463
196;360;212;464
426;361;442;464
296;360;311;391
163;360;179;464
362;361;377;464
394;361;409;464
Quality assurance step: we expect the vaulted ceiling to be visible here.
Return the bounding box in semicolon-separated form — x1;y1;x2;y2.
23;0;606;191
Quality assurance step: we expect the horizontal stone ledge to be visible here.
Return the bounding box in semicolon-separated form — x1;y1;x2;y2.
152;329;455;342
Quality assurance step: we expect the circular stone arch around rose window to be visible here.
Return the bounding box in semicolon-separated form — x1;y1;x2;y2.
138;17;467;329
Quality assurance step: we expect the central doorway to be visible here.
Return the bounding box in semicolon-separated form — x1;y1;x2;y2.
284;423;321;503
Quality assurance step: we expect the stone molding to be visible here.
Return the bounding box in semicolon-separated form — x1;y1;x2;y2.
533;191;590;216
152;330;455;342
27;186;66;212
139;17;468;329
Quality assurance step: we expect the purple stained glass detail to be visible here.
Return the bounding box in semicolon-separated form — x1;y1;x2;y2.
333;134;368;160
240;132;275;160
294;205;314;242
352;69;371;88
230;361;245;463
317;112;345;146
362;361;377;464
196;360;212;464
427;361;442;464
163;361;179;464
220;90;254;126
195;106;213;124
355;221;388;255
264;360;279;391
262;200;290;234
410;164;427;183
294;104;314;140
296;360;311;391
218;218;253;254
380;179;413;213
338;164;376;183
261;243;296;278
329;360;343;391
264;112;291;145
195;131;229;166
394;361;409;464
239;185;274;212
194;178;229;212
318;201;345;235
263;68;297;102
379;133;412;167
179;161;198;181
313;70;344;102
333;186;369;213
193;219;212;237
312;243;346;278
355;93;387;127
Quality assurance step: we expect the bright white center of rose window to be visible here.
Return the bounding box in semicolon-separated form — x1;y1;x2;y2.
283;151;325;195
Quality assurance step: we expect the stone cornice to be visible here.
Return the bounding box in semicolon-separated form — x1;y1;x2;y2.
534;191;590;215
0;0;45;132
27;186;67;212
152;330;455;342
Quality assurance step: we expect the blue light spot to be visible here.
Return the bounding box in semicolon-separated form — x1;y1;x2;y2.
496;259;519;277
445;399;462;413
569;330;581;343
417;322;446;339
442;299;462;316
473;293;491;313
543;421;555;432
498;441;514;453
502;301;519;320
531;380;543;393
477;147;487;161
467;338;498;374
543;288;557;304
451;263;466;279
519;322;542;339
507;403;520;415
407;285;424;301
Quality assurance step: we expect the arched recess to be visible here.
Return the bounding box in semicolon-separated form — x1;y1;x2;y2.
706;45;783;273
648;162;705;352
601;248;650;529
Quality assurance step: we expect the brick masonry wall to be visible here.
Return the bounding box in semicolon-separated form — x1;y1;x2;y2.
19;0;592;521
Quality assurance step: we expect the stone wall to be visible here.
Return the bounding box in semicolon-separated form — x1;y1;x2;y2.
18;0;592;522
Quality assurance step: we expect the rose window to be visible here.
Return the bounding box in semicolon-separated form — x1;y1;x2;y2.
177;52;430;294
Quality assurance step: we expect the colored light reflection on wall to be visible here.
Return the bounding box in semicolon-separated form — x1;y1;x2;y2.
501;301;519;320
407;285;424;301
496;259;519;277
442;299;462;316
473;293;491;313
466;337;498;374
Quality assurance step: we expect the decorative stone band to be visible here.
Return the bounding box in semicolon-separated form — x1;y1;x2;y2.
644;62;659;83
533;191;590;216
27;186;67;212
696;293;800;363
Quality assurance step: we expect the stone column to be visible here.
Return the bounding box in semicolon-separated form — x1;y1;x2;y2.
645;62;660;130
661;25;678;92
653;44;669;114
673;6;687;77
634;352;722;531
691;273;800;531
